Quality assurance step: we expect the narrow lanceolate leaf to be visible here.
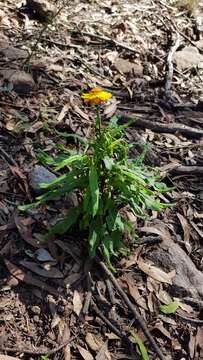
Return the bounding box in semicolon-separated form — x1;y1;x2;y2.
55;154;86;170
89;165;99;217
130;332;149;360
160;301;179;314
45;206;81;238
88;227;99;258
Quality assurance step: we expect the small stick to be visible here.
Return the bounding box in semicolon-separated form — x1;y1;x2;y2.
91;300;129;341
165;33;181;97
71;29;140;54
97;258;165;360
83;271;93;315
171;166;203;175
105;278;116;304
0;147;17;166
118;113;203;138
165;16;203;54
176;313;203;325
0;336;76;355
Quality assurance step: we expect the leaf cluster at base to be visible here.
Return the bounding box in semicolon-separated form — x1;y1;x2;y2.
19;117;172;268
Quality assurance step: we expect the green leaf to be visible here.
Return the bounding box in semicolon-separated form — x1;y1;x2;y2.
160;301;179;314
36;177;86;203
18;202;40;211
88;219;101;257
153;182;175;193
109;115;119;126
37;151;55;165
130;332;149;360
55;154;87;170
121;169;146;186
89;165;99;217
102;236;115;271
45;206;81;238
39;173;67;189
106;209;124;232
55;130;88;144
103;156;114;170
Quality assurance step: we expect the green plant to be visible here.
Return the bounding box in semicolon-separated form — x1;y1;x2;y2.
130;331;149;360
19;89;171;268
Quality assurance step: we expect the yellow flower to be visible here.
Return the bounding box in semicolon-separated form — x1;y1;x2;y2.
81;87;112;105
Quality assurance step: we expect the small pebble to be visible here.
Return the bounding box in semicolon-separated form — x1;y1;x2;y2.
31;305;41;315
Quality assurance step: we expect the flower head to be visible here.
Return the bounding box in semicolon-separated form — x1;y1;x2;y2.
81;87;112;105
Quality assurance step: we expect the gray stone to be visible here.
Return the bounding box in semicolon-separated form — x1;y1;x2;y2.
29;165;57;194
0;46;28;60
0;70;35;95
174;46;203;70
114;58;143;75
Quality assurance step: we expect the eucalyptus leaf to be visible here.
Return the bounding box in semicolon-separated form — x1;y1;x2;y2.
160;301;179;314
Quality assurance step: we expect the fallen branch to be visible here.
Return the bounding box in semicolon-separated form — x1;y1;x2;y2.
0;147;17;166
91;300;129;340
97;258;165;360
171;166;203;175
165;33;181;97
0;337;76;355
118;113;203;138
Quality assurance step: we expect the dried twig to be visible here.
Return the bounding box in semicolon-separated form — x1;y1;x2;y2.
165;15;203;54
176;313;203;325
97;258;165;360
171;166;203;175
118;113;203;138
165;33;181;97
91;300;131;342
83;270;94;315
0;336;76;355
105;278;116;304
71;29;140;54
0;147;17;166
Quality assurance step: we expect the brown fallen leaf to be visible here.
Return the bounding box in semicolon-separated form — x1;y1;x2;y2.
4;259;58;296
70;95;90;122
153;322;171;340
9;166;31;200
103;98;118;119
77;345;94;360
156;289;172;304
73;290;83;316
96;342;111;360
139;225;172;244
195;327;203;358
122;274;148;310
177;213;191;253
57;104;70;123
137;258;175;284
188;332;196;358
64;345;71;360
56;240;81;263
86;333;103;352
64;272;82;286
14;211;44;248
20;260;64;279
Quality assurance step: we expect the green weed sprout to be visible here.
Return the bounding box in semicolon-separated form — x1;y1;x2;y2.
19;88;171;269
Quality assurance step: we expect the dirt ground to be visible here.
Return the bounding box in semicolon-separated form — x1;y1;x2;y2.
0;0;203;359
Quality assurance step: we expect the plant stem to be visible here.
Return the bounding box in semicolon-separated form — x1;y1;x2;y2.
25;2;66;64
96;106;101;136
